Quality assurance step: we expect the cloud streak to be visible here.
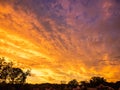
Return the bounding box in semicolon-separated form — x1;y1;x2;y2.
0;0;120;83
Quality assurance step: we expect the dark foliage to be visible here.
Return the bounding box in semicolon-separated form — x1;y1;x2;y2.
0;57;30;84
68;79;79;88
89;76;107;87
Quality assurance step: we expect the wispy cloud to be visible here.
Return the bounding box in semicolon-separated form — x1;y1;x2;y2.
0;0;120;83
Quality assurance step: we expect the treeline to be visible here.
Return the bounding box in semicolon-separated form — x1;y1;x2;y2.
0;57;120;90
67;78;120;90
0;81;120;90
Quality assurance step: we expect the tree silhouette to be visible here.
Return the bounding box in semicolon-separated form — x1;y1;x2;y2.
0;57;30;84
0;58;13;83
80;81;89;87
89;76;107;87
68;79;79;87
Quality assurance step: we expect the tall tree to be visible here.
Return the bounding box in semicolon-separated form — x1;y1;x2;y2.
0;57;30;84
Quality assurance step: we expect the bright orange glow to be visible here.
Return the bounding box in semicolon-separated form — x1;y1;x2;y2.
0;1;120;84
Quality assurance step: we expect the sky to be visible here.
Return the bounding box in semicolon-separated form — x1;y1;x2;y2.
0;0;120;84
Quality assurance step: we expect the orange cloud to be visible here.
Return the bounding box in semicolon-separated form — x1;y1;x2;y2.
0;1;120;84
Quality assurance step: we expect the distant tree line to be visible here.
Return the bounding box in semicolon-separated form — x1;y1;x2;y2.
67;77;120;89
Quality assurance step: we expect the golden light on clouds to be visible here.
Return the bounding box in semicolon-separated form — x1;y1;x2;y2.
0;0;120;83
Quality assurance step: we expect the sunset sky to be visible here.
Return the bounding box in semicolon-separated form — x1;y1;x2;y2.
0;0;120;84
